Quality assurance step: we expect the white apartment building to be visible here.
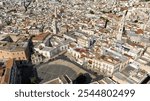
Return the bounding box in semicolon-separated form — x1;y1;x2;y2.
67;47;123;77
85;55;121;77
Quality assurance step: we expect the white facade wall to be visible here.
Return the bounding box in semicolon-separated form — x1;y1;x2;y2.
34;47;51;58
67;48;121;77
59;44;69;51
85;57;117;77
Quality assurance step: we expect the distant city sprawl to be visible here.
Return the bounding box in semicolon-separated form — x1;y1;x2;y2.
0;0;150;84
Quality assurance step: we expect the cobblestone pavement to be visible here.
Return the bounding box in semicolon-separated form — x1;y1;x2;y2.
36;59;92;83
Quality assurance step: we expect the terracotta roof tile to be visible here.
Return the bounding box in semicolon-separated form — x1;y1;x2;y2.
136;29;144;34
32;32;50;41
